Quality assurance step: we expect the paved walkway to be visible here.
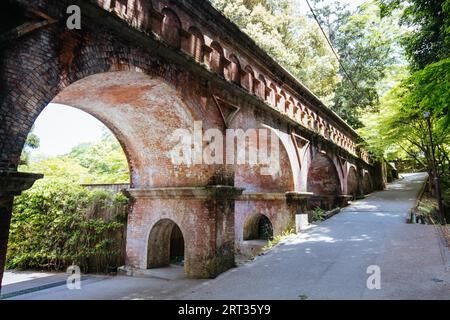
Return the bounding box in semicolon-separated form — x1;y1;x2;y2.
181;173;450;300
5;173;450;300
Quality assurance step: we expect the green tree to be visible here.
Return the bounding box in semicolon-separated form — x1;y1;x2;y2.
211;0;340;105
20;130;130;184
359;0;450;220
359;59;450;214
379;0;450;71
67;131;130;183
7;178;128;272
311;0;401;128
20;126;40;165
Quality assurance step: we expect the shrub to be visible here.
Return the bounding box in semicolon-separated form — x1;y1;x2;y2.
312;207;326;222
7;178;128;273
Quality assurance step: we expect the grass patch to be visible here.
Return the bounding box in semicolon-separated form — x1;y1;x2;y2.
262;225;296;251
312;207;326;222
417;195;444;225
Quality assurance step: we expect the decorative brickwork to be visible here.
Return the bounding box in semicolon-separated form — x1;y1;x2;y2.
0;0;381;287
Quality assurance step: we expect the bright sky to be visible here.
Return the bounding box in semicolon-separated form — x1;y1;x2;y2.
295;0;367;12
30;104;105;157
30;0;369;158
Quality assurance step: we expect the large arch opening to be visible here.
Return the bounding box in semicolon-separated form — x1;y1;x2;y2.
347;166;358;198
47;71;219;188
6;70;223;277
243;214;273;241
9;101;132;274
147;219;185;268
363;172;373;195
19;103;131;184
307;152;341;196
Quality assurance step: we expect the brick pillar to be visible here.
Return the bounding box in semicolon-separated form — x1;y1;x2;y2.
356;167;365;199
0;168;43;293
125;185;243;279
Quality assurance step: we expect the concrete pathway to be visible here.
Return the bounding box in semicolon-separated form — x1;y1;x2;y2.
6;173;450;300
180;172;450;300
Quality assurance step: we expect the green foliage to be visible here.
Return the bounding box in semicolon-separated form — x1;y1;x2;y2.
20;126;40;165
377;0;450;92
7;178;129;273
359;59;450;167
20;131;130;184
402;59;450;130
312;207;326;222
379;0;450;70
417;196;442;225
361;0;450;201
211;0;340;105
312;0;402;128
262;224;295;251
213;0;404;127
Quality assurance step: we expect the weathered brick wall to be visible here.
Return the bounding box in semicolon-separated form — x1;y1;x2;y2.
0;0;382;280
346;166;359;198
127;187;239;278
307;152;341;196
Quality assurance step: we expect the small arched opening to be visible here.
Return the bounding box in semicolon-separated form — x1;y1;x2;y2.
347;166;358;198
244;214;273;241
363;172;373;195
257;75;267;100
244;65;255;94
161;8;182;48
188;26;204;63
269;83;278;108
227;54;241;84
209;41;224;75
148;219;185;268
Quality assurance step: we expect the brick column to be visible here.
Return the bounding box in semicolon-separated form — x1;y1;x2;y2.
0;168;43;294
124;185;243;279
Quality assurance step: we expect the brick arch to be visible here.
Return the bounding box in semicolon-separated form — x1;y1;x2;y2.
243;213;273;241
0;30;233;277
307;151;342;197
128;0;152;30
161;8;182;48
279;91;287;113
147;218;185;269
111;0;129;14
363;171;373;195
257;74;267;100
0;27;222;173
269;83;278;108
188;26;204;63
233;127;295;193
346;166;358;198
226;54;241;84
52;71;223;188
0;30;224;187
244;65;255;93
209;41;224;75
287;96;295;115
233;124;298;247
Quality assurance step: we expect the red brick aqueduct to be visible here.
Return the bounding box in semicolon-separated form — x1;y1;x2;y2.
0;0;390;289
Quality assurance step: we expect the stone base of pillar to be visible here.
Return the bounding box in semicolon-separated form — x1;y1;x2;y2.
124;185;243;279
295;214;309;233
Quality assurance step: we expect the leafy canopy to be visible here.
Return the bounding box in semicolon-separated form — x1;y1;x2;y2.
20;130;130;184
